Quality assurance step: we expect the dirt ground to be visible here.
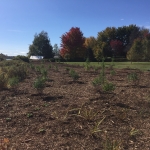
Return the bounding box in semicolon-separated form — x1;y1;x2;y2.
0;61;150;150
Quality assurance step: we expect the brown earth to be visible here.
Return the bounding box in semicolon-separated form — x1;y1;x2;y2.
0;61;150;150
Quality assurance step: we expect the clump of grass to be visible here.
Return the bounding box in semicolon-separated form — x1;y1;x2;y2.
103;139;122;150
69;69;79;81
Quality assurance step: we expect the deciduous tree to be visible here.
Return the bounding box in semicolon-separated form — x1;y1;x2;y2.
110;40;123;56
60;27;85;61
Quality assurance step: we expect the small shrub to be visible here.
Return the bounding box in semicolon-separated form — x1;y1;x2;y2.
69;69;79;81
102;82;115;92
127;72;138;81
84;58;90;71
65;67;70;72
41;68;47;77
110;70;116;76
93;66;99;72
33;77;46;93
92;77;102;86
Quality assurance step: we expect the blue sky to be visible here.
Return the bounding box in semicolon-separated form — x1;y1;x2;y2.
0;0;150;56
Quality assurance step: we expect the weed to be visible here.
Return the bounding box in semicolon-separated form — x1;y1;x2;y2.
130;127;141;137
41;68;47;78
43;103;48;107
92;77;102;86
34;107;40;111
110;70;116;76
39;128;46;133
84;58;90;71
27;113;33;118
65;67;70;72
54;65;58;71
5;118;12;122
48;64;52;69
93;66;99;72
90;116;106;134
103;139;122;150
127;72;138;81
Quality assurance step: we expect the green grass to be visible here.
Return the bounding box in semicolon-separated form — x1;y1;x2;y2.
65;62;150;71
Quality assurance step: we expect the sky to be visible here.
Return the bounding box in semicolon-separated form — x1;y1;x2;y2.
0;0;150;56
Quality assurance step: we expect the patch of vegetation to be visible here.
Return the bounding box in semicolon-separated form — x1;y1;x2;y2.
69;69;79;81
13;55;29;63
33;77;46;93
0;60;28;89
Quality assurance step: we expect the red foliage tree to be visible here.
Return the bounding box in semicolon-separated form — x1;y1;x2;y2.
60;27;85;60
110;40;123;56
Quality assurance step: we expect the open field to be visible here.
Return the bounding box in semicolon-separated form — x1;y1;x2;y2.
65;62;150;71
0;61;150;149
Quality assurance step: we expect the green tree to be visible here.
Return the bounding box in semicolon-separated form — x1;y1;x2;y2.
142;33;150;61
97;27;116;57
28;31;53;59
127;38;144;62
84;37;97;61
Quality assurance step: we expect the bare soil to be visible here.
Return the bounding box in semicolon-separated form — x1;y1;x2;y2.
0;61;150;150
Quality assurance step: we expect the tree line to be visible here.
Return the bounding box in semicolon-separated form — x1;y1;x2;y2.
27;24;150;61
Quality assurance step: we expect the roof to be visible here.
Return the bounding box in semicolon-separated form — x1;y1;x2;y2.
30;56;43;60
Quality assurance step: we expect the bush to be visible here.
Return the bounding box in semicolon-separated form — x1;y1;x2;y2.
127;72;138;82
102;82;115;92
0;60;28;89
7;77;19;88
69;69;79;81
92;77;102;86
13;55;29;63
33;77;46;90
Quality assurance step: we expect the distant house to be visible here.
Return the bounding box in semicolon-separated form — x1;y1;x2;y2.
54;55;60;59
30;56;43;60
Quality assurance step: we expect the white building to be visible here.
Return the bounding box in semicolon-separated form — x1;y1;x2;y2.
30;56;43;60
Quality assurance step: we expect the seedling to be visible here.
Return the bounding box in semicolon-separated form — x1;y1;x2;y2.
39;128;46;133
130;128;141;137
27;113;33;118
5;118;12;122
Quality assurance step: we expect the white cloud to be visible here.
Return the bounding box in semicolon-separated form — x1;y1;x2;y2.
120;18;124;21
